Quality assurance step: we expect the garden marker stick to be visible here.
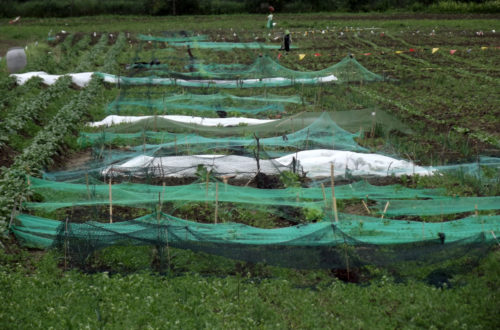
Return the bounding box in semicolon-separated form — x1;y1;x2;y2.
330;163;338;223
362;200;371;215
321;183;327;209
381;201;390;220
109;177;113;223
215;182;219;224
64;217;69;271
205;171;209;206
85;173;90;200
8;198;18;229
491;231;499;246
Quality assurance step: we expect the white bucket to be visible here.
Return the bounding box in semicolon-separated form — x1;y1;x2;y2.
6;47;27;73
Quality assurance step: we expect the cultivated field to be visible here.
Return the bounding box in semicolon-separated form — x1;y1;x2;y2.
0;13;499;328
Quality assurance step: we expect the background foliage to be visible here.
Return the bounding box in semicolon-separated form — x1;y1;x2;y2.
0;0;499;17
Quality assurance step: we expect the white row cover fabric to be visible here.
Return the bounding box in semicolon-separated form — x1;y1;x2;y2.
10;71;338;88
102;149;432;179
10;72;94;87
89;115;276;127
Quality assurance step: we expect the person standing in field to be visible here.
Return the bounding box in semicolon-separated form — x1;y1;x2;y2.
283;30;291;52
266;6;274;29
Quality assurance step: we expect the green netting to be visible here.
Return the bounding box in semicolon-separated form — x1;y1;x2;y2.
138;34;208;42
378;196;500;216
92;111;413;137
26;176;446;212
79;112;368;153
11;212;499;268
164;41;296;50
108;102;284;115
96;56;384;88
150;55;381;81
107;91;302;114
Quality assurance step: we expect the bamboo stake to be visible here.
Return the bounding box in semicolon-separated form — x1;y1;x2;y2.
475;204;485;234
215;182;219;224
321;183;327;209
380;201;390;220
361;200;371;215
491;231;499;246
205;171;209;206
109;177;113;223
162;182;166;209
330;163;338;223
158;192;161;221
8;198;18;229
64;217;69;271
222;176;229;192
305;128;310;150
85;173;91;200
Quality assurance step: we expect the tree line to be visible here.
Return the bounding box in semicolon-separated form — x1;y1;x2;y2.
1;0;498;17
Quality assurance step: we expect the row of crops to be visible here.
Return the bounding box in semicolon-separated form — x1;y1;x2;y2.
1;26;499;273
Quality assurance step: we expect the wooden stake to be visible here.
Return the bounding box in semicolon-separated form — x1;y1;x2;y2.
162;182;166;209
215;182;219;224
305;128;310;150
361;200;371;215
321;183;327;209
491;231;500;246
85;173;91;200
380;201;390;220
158;192;162;221
475;204;485;234
205;171;209;206
8;198;18;229
109;177;113;223
330;163;338;223
64;217;69;271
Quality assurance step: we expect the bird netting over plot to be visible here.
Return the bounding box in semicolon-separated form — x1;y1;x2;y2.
96;56;384;88
377;196;500;216
87;110;413;137
107;91;302;114
108;102;284;115
25;176;446;212
161;41;295;50
78;112;368;154
106;92;302;116
11;212;499;269
149;55;382;81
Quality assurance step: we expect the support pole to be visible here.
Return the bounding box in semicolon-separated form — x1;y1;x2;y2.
321;183;327;209
330;163;338;223
380;201;390;220
85;172;91;200
109;177;113;223
215;182;219;224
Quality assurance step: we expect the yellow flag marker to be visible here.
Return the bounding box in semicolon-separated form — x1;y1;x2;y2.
299;54;306;60
432;48;439;54
481;46;488;50
395;50;403;54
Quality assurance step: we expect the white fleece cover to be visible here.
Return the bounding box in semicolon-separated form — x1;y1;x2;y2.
89;115;276;127
99;73;338;87
12;71;337;88
102;149;433;179
10;72;94;87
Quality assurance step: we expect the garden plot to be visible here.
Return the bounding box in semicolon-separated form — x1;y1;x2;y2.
2;20;499;275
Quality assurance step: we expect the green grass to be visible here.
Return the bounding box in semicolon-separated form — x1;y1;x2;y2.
0;246;499;329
